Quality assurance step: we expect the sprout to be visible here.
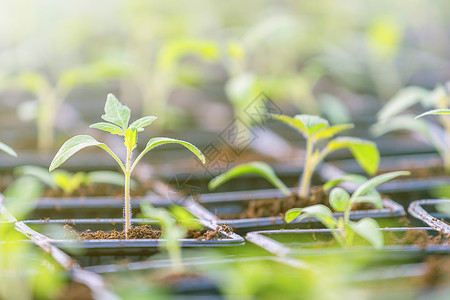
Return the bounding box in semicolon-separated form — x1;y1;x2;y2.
49;94;205;238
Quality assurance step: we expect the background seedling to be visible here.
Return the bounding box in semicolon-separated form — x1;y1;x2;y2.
372;84;450;170
17;166;135;197
49;94;205;238
209;114;379;199
140;202;203;273
0;141;16;157
285;171;410;248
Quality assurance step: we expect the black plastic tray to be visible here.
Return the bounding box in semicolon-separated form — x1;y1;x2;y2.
408;199;450;235
195;188;405;234
23;218;244;266
245;227;449;260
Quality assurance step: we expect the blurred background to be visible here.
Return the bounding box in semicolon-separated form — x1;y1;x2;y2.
1;0;450;157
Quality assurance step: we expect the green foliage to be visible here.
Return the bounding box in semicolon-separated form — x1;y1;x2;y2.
285;171;410;248
208;162;290;196
273;114;379;198
49;94;205;238
372;84;450;169
17;166;134;196
0;141;17;157
140;202;203;273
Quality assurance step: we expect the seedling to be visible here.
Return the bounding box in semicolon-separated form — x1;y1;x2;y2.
285;171;410;248
49;94;205;238
140;202;203;273
372;84;450;169
209;114;379;198
8;61;126;151
17;166;135;197
0;141;16;157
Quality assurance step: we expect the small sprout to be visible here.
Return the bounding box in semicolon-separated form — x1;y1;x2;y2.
140;202;203;273
49;94;205;238
285;171;410;248
0;141;17;157
209;114;379;199
17;166;135;197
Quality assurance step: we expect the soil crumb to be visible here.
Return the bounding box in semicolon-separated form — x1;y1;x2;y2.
65;224;232;241
419;255;450;287
58;281;93;300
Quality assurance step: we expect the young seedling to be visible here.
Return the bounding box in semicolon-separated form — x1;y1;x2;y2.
209;114;379;199
285;171;410;248
49;94;205;238
140;202;203;273
7;61;126;151
372;84;450;169
17;166;135;197
0;141;16;157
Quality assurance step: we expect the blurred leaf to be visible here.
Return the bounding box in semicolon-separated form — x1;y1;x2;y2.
329;187;350;212
285;205;336;228
16;72;50;95
367;15;403;59
169;205;203;230
327;137;379;175
16;165;56;188
348;218;383;249
319;94;352;125
0;141;17;157
377;86;429;122
87;171;137;188
3;177;43;220
314;124;354;141
208;162;290;196
323;174;368;191
416;109;450;119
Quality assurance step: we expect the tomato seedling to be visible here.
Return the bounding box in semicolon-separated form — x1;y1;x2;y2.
209;114;379;198
49;94;205;238
285;171;410;248
372;84;450;169
17;166;135;197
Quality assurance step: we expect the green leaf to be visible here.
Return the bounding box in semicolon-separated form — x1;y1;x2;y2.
124;128;138;150
208;162;290;196
101;93;131;131
17;72;50;95
329;187;350;212
323;174;368;191
314;124;354;141
49;135;124;172
131;137;205;172
130;116;157;132
327;137;380;175
0;141;17;157
377;86;429;121
285;205;336;228
348;218;383;249
351;195;383;209
16;165;57;188
169;206;203;230
352;171;410;200
416;109;450;119
89;122;125;135
272;114;329;138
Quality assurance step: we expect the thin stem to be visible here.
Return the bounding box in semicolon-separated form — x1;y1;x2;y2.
124;148;132;239
299;137;314;198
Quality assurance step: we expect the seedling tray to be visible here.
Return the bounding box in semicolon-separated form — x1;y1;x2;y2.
408;199;450;235
195;188;405;234
245;227;449;260
23;218;244;266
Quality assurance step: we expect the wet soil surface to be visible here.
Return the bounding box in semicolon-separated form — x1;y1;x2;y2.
64;224;233;241
219;186;376;219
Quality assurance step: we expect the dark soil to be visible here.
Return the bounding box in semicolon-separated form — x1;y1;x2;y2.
385;229;449;248
220;186;376;219
57;281;93;300
65;224;232;241
418;255;450;287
